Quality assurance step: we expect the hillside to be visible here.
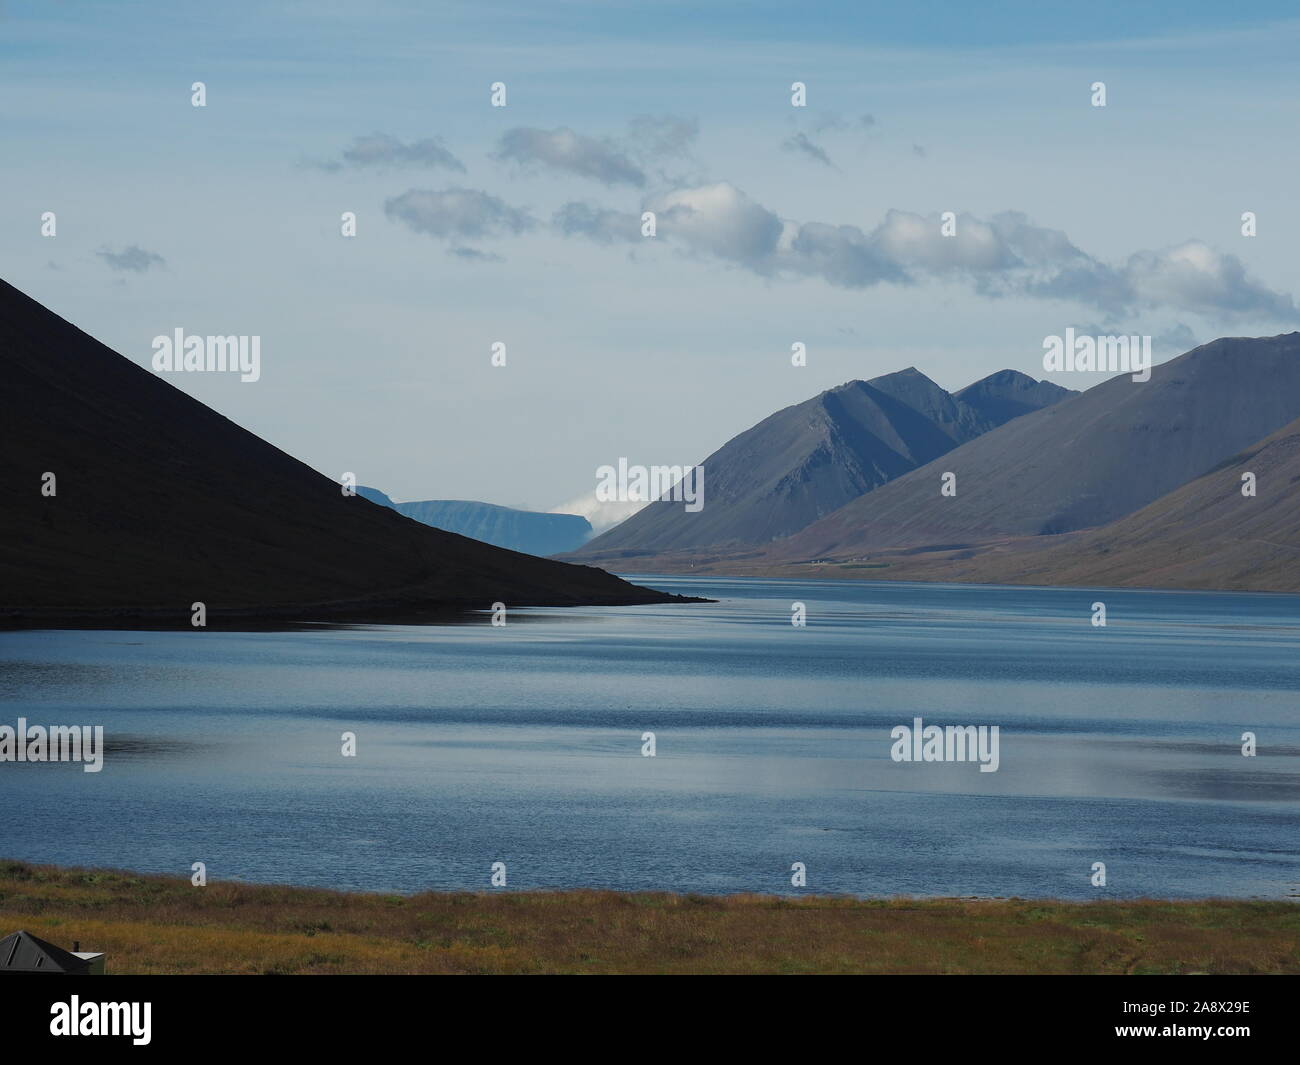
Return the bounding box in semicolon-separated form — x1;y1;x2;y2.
776;334;1300;560
3;860;1293;975
0;279;680;625
827;416;1300;592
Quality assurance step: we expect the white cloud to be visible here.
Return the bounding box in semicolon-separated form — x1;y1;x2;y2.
556;181;1298;323
339;133;464;171
384;188;537;239
646;183;784;264
874;210;1018;272
496;127;646;187
550;491;647;535
96;246;165;272
552;202;642;244
782;132;834;167
1123;240;1296;319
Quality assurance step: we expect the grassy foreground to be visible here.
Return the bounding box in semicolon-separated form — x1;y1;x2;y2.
1;860;1296;975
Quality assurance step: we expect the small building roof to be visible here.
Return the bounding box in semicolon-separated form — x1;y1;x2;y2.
0;930;91;974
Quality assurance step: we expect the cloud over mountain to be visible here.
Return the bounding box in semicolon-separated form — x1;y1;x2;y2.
553;180;1297;322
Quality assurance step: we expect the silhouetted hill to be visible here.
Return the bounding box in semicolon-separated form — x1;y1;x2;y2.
0;279;682;626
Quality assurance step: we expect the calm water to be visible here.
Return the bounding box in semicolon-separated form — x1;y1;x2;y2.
1;577;1297;899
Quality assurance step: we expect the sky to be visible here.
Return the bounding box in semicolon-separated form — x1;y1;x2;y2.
5;1;1300;517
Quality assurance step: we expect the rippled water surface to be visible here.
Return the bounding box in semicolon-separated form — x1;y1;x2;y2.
2;577;1297;898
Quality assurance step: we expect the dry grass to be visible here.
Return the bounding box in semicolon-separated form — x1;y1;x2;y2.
1;860;1296;975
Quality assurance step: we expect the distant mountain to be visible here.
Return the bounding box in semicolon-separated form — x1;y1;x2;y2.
0;278;681;625
955;369;1077;426
572;366;1071;558
774;334;1300;561
358;488;592;555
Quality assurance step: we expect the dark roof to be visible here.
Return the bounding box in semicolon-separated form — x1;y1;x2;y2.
0;930;90;974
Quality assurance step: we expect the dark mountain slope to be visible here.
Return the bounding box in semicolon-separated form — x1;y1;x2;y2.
0;279;678;624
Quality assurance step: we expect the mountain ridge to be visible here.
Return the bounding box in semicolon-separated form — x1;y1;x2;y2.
772;334;1300;560
664;414;1300;593
954;369;1077;425
572;365;1072;559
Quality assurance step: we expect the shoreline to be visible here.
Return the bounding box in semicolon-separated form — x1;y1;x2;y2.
0;588;711;632
594;557;1300;596
6;570;1293;633
4;860;1296;975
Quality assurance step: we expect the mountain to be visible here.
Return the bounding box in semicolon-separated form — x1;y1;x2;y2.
774;334;1300;561
999;415;1300;590
761;416;1300;592
573;366;1071;559
954;369;1077;426
357;488;592;555
0;279;682;625
864;365;996;442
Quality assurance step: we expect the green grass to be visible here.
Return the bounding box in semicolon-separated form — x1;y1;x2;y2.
1;860;1295;975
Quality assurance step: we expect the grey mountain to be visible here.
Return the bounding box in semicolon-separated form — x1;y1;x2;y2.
574;366;1069;557
877;414;1300;592
775;334;1300;560
955;369;1078;426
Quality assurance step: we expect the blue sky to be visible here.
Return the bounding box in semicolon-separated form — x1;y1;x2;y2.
5;2;1300;516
